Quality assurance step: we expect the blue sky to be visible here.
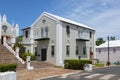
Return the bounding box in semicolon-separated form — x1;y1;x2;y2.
0;0;120;40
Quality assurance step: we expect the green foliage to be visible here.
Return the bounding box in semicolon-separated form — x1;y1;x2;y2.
19;44;25;54
64;59;91;70
13;42;26;61
54;66;62;68
16;35;23;42
96;38;105;46
14;35;25;53
96;36;116;46
13;41;25;54
13;41;19;50
21;52;35;61
109;36;116;41
0;64;17;72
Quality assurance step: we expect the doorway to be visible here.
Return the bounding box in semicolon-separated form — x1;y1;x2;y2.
1;36;4;44
41;49;47;61
90;51;93;60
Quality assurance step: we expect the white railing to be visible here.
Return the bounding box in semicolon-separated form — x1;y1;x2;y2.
3;41;25;64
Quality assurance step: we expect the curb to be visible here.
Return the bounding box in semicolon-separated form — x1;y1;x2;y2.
93;65;120;69
35;75;60;80
35;71;82;80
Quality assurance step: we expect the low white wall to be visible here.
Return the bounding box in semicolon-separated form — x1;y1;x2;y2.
0;71;16;80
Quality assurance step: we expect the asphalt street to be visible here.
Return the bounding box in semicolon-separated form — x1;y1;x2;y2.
42;66;120;80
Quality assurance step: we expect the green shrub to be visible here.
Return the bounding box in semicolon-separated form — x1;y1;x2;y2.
64;59;91;70
21;52;35;61
0;64;17;72
13;41;25;54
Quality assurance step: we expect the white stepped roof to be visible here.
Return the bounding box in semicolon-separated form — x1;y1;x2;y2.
31;12;95;30
96;40;120;48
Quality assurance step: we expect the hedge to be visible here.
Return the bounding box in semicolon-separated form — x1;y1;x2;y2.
0;64;17;72
64;59;91;70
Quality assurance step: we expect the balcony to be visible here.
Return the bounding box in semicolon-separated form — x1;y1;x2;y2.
34;32;50;41
76;32;90;41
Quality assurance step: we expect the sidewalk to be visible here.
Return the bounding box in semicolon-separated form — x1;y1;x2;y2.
17;66;80;80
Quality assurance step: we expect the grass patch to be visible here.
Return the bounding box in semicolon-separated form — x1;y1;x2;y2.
94;63;104;67
54;66;62;68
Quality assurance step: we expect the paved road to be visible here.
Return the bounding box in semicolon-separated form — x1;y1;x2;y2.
42;66;120;80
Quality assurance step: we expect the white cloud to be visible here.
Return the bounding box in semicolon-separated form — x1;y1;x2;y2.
88;9;120;39
62;0;120;40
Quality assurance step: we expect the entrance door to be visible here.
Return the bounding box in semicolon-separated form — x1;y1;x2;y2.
41;49;47;61
35;47;37;56
90;51;93;60
1;36;3;44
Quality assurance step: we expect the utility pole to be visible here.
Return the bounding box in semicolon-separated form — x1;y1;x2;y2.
107;36;110;66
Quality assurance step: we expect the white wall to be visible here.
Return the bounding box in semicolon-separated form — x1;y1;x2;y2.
61;21;95;60
22;28;31;43
32;15;57;65
0;72;16;80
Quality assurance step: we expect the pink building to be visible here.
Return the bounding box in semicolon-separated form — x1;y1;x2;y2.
96;40;120;64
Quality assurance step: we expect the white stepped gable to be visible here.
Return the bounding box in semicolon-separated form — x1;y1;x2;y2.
3;14;7;22
0;14;19;38
15;24;19;37
0;15;1;22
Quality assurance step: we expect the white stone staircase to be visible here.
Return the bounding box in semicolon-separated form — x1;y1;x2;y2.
3;41;25;64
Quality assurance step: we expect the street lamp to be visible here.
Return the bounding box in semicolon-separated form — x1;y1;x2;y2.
107;36;110;66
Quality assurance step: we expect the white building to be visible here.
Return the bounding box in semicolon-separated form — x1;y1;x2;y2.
0;14;19;46
96;40;120;64
22;12;96;66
